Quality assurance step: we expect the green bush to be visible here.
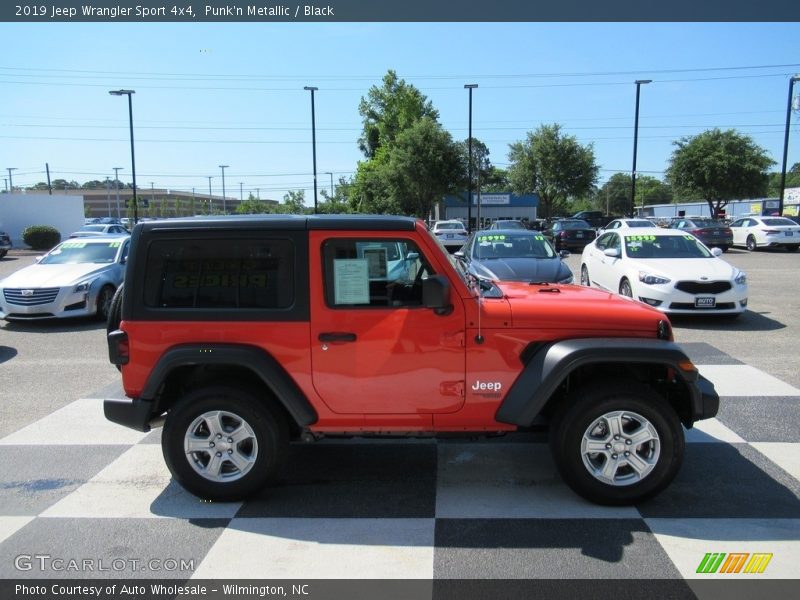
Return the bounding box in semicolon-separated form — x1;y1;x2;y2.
22;225;62;250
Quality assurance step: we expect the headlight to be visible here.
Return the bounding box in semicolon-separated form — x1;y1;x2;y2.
638;271;671;285
74;280;93;293
735;270;747;285
558;274;574;284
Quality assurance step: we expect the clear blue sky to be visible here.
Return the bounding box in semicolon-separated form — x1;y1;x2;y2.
1;22;798;203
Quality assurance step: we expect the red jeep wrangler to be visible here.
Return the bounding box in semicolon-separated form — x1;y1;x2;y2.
105;215;718;505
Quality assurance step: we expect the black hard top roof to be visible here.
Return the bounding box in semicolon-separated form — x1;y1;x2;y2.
135;214;419;233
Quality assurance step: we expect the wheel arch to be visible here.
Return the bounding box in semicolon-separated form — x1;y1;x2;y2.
496;338;718;429
141;344;318;431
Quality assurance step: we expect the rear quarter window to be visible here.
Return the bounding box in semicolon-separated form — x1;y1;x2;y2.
143;238;295;310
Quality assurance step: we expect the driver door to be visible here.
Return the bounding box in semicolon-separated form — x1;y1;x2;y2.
309;232;466;416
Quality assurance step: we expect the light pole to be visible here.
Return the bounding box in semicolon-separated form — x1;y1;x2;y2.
239;181;243;202
109;90;138;224
465;84;478;232
207;176;213;214
630;80;651;217
219;165;229;213
304;86;319;213
324;171;334;197
6;168;17;192
105;177;111;217
779;75;800;216
113;167;123;219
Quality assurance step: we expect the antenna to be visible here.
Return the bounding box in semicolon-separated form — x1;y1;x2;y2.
475;277;485;345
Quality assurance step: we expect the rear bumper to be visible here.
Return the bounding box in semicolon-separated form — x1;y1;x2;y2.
104;397;156;432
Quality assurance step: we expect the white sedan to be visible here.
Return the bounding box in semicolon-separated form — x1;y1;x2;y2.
431;220;468;251
580;228;748;316
729;216;800;252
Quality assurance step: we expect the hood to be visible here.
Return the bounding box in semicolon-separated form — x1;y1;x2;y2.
471;257;571;283
495;281;666;335
0;263;113;288
630;257;736;281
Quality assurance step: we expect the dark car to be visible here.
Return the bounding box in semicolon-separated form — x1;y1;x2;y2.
544;219;597;251
0;230;11;259
456;230;573;284
667;217;733;252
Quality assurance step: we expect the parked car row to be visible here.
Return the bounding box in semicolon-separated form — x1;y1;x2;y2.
429;217;753;320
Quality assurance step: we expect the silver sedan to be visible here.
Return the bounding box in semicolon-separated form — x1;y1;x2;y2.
0;236;129;321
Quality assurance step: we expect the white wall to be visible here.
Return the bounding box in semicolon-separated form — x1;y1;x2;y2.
0;194;84;246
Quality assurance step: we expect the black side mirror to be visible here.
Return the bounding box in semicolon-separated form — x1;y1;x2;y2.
422;274;452;315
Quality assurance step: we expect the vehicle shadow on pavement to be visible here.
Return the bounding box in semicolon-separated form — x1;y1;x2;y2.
670;310;784;332
2;318;106;334
0;346;18;364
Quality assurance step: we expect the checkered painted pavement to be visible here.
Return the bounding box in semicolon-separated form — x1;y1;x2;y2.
0;343;798;591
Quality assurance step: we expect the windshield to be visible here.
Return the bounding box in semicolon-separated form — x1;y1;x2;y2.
80;225;107;232
627;220;655;227
762;218;797;227
436;222;465;231
491;221;525;230
691;219;726;227
41;240;122;264
558;220;591;230
473;233;556;260
624;234;713;259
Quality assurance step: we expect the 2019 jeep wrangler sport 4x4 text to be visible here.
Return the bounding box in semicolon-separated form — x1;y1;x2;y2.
104;215;719;505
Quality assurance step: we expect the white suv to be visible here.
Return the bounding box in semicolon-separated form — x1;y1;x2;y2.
431;220;468;251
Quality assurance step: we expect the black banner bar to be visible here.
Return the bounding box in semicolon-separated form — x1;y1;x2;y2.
2;0;799;23
2;579;800;600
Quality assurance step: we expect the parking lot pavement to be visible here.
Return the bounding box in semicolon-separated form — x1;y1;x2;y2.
0;343;798;593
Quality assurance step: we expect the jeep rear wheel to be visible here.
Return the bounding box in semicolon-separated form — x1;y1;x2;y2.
163;386;288;501
549;381;684;505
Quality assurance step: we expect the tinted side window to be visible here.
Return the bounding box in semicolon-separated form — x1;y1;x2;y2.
143;238;294;309
321;238;431;309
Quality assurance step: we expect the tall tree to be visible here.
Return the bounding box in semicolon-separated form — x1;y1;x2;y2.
507;124;598;220
381;117;465;219
666;128;774;217
358;70;439;159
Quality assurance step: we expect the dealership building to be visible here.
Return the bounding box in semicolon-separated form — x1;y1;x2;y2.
438;193;539;228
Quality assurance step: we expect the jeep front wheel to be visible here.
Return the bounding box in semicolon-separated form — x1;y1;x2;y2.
162;386;288;501
549;381;684;505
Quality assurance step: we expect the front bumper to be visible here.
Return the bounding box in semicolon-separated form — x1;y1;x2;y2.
692;374;720;423
0;286;96;320
635;283;748;315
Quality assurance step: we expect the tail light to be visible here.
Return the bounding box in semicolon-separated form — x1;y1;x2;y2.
108;330;129;366
761;229;779;235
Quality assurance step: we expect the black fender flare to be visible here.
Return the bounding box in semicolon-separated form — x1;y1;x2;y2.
141;344;318;427
495;338;716;427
